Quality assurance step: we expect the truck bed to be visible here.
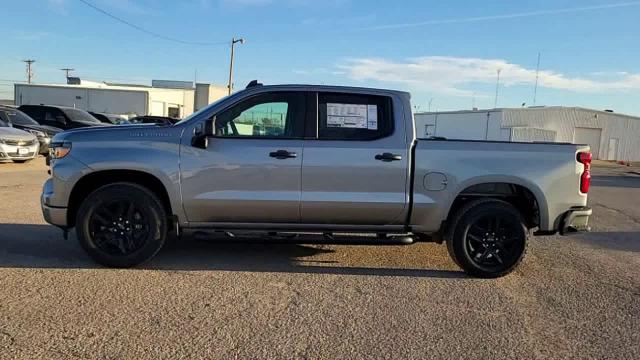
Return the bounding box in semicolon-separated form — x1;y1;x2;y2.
409;139;590;233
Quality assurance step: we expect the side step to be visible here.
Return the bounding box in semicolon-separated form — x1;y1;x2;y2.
191;231;416;245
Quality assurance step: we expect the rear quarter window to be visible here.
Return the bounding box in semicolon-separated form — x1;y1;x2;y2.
317;93;393;140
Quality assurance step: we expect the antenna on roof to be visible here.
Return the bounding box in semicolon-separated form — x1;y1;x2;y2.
246;80;263;89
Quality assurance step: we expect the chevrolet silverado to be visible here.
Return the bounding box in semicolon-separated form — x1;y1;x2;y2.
41;82;592;277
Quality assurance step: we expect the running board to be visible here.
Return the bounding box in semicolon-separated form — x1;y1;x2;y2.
190;230;416;245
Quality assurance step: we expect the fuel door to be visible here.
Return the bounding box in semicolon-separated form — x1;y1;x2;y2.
424;172;448;191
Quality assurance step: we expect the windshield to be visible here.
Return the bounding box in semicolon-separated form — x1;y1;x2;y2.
174;93;232;125
62;108;102;123
1;108;39;126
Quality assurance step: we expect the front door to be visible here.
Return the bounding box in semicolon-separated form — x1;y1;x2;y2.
180;92;306;223
300;92;410;225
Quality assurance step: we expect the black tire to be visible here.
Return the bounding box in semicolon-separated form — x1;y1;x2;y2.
76;183;168;268
446;199;528;278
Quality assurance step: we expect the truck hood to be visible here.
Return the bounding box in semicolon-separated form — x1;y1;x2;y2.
0;127;38;141
52;123;173;143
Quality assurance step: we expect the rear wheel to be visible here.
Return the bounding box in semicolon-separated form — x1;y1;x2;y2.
446;199;528;278
75;183;168;267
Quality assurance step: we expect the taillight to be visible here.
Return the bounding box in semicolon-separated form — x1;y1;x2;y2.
577;152;592;193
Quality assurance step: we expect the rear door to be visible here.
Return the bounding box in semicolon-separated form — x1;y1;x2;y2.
180;92;306;223
300;92;410;225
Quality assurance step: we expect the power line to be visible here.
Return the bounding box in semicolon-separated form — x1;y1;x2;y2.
77;0;229;46
360;1;640;31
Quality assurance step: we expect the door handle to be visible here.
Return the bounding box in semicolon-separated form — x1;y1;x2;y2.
375;152;402;162
269;149;297;159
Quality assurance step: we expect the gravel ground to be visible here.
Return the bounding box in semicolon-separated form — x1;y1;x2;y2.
0;158;638;359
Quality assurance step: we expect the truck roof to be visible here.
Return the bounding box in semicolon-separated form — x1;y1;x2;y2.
241;83;410;98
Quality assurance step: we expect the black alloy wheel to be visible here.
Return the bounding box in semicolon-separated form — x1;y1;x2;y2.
76;183;168;268
447;199;528;278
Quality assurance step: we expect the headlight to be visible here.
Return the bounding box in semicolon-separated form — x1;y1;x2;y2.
49;141;72;159
27;129;46;138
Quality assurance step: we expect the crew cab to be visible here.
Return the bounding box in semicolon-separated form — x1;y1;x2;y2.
41;82;592;277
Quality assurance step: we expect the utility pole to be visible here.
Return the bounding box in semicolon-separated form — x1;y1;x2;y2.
533;52;541;106
60;68;75;80
22;59;35;84
227;37;245;95
428;97;434;112
494;68;502;108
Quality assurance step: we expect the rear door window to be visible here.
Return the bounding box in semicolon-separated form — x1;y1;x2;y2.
316;93;393;140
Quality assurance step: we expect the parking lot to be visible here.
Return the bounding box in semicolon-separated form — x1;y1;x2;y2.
0;158;638;359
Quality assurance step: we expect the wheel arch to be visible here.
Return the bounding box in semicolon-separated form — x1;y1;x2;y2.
67;169;174;228
444;176;548;231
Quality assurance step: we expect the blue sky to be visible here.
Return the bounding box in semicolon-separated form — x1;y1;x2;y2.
2;0;640;115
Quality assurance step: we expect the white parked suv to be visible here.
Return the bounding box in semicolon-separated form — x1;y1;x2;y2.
0;119;39;163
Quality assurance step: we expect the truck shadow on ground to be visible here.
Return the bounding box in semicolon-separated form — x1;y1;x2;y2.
0;223;465;279
591;175;640;189
574;231;640;252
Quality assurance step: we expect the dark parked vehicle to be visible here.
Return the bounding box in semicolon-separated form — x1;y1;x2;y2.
89;112;125;125
128;115;178;126
0;105;61;154
18;105;103;130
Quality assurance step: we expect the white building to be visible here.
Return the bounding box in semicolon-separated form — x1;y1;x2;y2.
14;80;227;118
415;107;640;161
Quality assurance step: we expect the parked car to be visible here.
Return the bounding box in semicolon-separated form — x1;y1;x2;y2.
42;82;592;278
128;115;178;126
89;112;127;125
0;119;39;163
0;105;61;154
18;105;103;130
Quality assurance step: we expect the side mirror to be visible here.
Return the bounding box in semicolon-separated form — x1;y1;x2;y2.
55;116;66;125
191;116;215;149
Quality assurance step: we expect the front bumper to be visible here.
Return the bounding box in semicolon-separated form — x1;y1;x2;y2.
0;143;39;160
560;206;592;235
41;178;68;227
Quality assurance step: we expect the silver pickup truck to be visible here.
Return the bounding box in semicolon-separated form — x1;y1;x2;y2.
41;82;592;277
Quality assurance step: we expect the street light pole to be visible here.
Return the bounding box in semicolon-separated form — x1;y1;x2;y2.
227;37;245;95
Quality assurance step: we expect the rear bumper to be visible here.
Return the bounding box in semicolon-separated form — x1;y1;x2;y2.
560;206;592;235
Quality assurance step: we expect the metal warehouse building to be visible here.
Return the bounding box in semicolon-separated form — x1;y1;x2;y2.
415;107;640;161
14;80;227;119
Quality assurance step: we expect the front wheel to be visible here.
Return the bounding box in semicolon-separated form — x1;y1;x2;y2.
446;199;528;278
75;183;168;267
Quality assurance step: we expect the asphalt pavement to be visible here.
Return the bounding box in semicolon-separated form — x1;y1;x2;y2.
0;158;638;359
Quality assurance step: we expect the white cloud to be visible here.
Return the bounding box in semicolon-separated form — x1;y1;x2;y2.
339;56;640;97
47;0;68;14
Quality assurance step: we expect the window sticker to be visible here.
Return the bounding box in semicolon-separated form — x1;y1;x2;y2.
367;104;378;130
327;103;378;129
